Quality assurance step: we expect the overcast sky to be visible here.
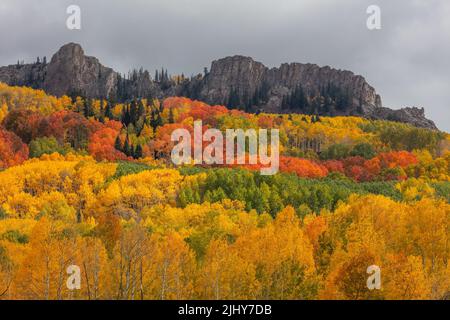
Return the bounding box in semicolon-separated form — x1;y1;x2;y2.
0;0;448;131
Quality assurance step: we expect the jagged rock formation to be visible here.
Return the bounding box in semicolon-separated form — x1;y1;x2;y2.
369;106;437;129
0;43;437;129
0;43;117;98
198;56;267;106
197;56;382;114
0;60;47;89
43;43;117;98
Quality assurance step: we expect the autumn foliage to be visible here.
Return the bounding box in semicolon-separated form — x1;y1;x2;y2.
0;127;28;169
0;83;449;300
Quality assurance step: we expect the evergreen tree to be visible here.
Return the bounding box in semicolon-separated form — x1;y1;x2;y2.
129;100;138;126
227;88;240;109
123;136;131;157
168;108;175;124
114;136;122;152
138;99;145;119
99;99;105;119
135;144;143;159
155;112;163;128
130;143;135;158
121;105;131;126
83;99;94;118
150;110;156;130
105;101;114;119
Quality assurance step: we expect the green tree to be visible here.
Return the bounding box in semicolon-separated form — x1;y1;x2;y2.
350;143;376;159
29;136;72;158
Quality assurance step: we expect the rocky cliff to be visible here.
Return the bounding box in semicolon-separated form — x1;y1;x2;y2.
198;56;382;115
43;43;117;98
0;43;437;129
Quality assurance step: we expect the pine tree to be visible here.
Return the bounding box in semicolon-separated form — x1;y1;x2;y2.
123;136;131;157
114;136;122;152
227;88;240;109
137;99;145;119
121;105;131;126
84;99;94;118
130;143;135;158
149;111;156;130
105;102;114;119
130;100;138;125
168;108;175;124
135;144;143;159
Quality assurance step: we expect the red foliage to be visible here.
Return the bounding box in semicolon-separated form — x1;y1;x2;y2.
37;110;101;149
257;116;274;128
104;120;123;132
323;160;345;173
279;157;329;178
164;97;228;126
0;127;29;168
376;151;418;169
348;165;368;182
2;109;43;143
364;157;381;176
88;126;127;161
147;123;194;159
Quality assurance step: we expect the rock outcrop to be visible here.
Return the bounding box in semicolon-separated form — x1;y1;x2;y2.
199;56;267;105
0;43;117;98
43;43;117;98
0;60;46;89
368;106;437;129
199;56;382;114
0;43;438;130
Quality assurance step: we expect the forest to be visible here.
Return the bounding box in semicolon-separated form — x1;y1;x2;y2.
0;82;449;300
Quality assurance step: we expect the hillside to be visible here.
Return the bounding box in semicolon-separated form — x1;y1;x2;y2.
0;83;448;176
0;83;449;300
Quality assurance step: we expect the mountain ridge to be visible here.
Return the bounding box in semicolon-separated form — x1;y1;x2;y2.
0;43;437;130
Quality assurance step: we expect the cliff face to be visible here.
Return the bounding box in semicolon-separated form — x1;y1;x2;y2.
0;43;437;130
43;43;117;98
369;106;437;129
199;56;267;105
0;61;46;89
199;56;382;114
0;43;117;98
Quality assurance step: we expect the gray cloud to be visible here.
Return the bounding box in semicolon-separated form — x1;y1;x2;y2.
0;0;448;131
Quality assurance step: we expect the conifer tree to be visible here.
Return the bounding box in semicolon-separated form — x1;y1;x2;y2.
135;144;143;159
123;136;131;156
114;136;122;152
168;108;175;124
